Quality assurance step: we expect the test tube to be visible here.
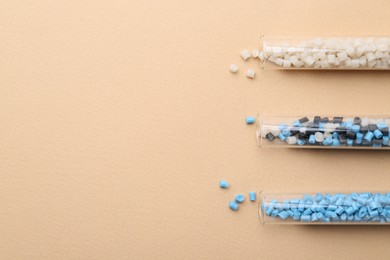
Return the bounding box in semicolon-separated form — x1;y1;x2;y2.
259;191;390;225
256;115;390;149
259;36;390;70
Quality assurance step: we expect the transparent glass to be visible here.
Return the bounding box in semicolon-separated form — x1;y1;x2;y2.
256;115;390;149
259;191;390;225
259;36;390;70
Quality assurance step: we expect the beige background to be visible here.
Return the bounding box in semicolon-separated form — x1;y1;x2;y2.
1;0;390;259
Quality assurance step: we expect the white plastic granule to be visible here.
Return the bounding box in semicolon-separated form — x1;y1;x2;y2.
320;60;330;68
275;58;284;66
375;51;385;59
368;60;376;67
304;56;315;66
315;132;324;143
229;64;238;73
327;54;336;64
366;52;376;62
240;49;251;61
282;59;292;68
337;51;348;62
351;59;360;68
260;126;269;138
359;56;367;66
356;46;365;57
270;126;281;137
346;46;355;57
246;69;255;79
286;136;297;145
251;48;259;58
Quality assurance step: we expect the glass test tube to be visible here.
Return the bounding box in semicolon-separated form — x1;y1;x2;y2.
256;115;390;149
259;191;390;225
259;36;390;70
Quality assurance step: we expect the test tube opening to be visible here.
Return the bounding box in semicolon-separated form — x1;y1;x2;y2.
258;191;265;224
259;35;266;69
255;114;263;148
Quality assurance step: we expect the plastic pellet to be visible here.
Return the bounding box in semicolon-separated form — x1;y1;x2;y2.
370;210;379;218
309;134;315;144
304;56;315;66
351;59;360;68
266;205;273;216
383;136;389;146
278;211;289;220
345;207;355;215
368;124;378;132
346;131;356;140
275;58;283;66
356;46;365;57
367;52;376;62
270;127;281;136
360;126;370;136
240;49;251;61
338;135;347;145
301;215;311;222
377;123;387;130
251;48;259;58
249;192;257;202
292;211;301;220
314;132;324;142
283;60;292;68
246;116;255;124
337;51;348;62
346;46;355;57
382;127;389;136
352;125;360;133
235;194;245;203
271;209;280;217
229;201;239;211
359;56;367;66
323;136;333;146
358;206;367;218
299;117;309;123
278;134;287;141
374;129;383;139
333;139;340;146
229;64;238;73
219;180;229;189
246;69;255;79
286;136;297;145
369;201;379;210
364;131;374;142
266;133;275;141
